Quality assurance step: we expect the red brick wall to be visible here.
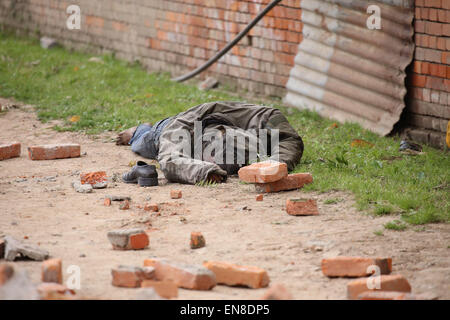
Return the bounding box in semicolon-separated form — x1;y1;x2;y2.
407;0;449;148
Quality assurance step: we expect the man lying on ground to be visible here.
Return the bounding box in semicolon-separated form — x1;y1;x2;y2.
116;101;304;185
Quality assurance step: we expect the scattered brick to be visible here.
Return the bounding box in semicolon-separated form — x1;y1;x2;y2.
119;200;130;210
150;258;216;290
261;283;292;300
238;161;288;183
141;280;178;299
42;258;62;284
321;257;392;278
0;263;15;286
0;142;21;161
80;171;107;185
347;274;412;300
4;236;49;261
111;265;155;288
28;144;80;160
170;190;182;199
286;199;319;216
190;232;206;249
256;194;264;201
107;229;149;250
37;283;76;300
255;173;313;193
144;203;159;212
358;291;438;300
203;261;270;289
104;198;111;207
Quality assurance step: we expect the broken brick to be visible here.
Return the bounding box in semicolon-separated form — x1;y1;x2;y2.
321;257;392;278
119;200;130;210
261;283;292;300
42;258;62;284
4;236;49;261
104;198;111;207
28;144;80;160
107;229;149;250
111;266;155;288
358;291;437;300
255;173;313;193
144;203;159;212
170;190;182;199
150;259;216;290
0;142;21;161
190;232;206;249
0;263;15;286
37;283;75;300
347;274;412;300
80;171;107;185
238;161;288;183
141;280;178;299
256;194;264;201
286;199;319;216
203;261;270;289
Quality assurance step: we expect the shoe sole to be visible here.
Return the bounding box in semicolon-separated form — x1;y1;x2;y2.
138;177;158;187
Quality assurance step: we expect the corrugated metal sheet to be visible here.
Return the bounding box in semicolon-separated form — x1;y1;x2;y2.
284;0;415;136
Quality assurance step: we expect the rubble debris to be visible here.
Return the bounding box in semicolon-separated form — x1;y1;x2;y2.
37;283;76;300
238;161;288;183
203;261;269;289
119;200;130;210
28;144;81;160
358;291;438;300
42;258;62;284
256;194;264;201
40;37;58;49
190;232;206;249
80;171;107;189
321;257;392;278
136;287;166;300
4;236;49;261
286;199;319;216
347;274;411;300
144;203;159;212
0;266;39;300
141;280;178;299
0;263;15;285
261;283;292;300
198;77;219;91
170;190;182;199
72;180;93;193
0;142;21;161
145;258;216;290
255;173;313;193
111;265;155;288
104;198;111;206
107;229;149;250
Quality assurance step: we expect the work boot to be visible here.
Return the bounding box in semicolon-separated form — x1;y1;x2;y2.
122;161;158;187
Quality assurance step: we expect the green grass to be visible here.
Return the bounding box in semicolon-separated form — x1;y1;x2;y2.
384;220;408;231
1;32;449;227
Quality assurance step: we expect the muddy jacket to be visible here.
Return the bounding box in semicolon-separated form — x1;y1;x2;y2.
154;101;304;184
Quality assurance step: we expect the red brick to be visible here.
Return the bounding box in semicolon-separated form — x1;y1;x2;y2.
260;283;292;300
255;173;313;193
107;229;149;250
141;280;178;299
0;142;21;161
424;0;441;8
85;15;104;28
42;258;62;284
238;161;288;183
347;274;412;300
28;144;80;160
129;233;150;250
190;232;206;249
104;198;111;207
203;261;270;289
80;171;107;185
144;203;159;212
358;291;437;300
0;263;14;286
170;190;182;199
286;199;319;216
111;266;155;288
443;51;450;64
321;257;392;278
37;283;76;300
411;74;427;87
119;200;130;210
151;259;216;290
256;194;264;201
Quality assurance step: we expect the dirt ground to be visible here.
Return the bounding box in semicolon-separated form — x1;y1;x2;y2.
0;98;449;300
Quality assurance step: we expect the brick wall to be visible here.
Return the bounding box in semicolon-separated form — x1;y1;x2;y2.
406;0;449;148
0;0;449;148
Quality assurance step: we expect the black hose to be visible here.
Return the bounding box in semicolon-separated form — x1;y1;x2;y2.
172;0;283;82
